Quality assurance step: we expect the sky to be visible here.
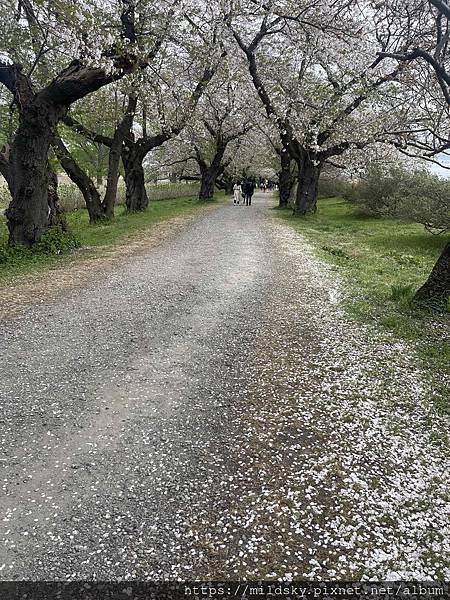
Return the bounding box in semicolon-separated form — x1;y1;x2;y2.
429;154;450;179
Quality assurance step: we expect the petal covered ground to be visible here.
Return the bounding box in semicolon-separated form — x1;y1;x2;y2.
0;193;448;580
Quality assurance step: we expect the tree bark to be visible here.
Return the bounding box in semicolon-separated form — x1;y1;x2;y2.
53;136;106;223
414;241;450;307
199;168;219;201
103;96;138;217
294;153;322;215
278;149;292;208
123;147;148;212
6;98;66;246
103;139;123;218
46;166;67;230
197;143;226;202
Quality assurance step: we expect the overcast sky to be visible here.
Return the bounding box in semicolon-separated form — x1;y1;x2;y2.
429;154;450;178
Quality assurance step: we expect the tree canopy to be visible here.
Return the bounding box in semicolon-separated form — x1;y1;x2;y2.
0;0;449;303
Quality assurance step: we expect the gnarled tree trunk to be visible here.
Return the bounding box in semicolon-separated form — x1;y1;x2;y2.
103;140;123;218
294;153;322;215
414;241;450;307
47;166;67;230
6;98;65;246
197;145;226;202
278;149;292;208
104;96;138;217
199;167;219;201
53;136;106;223
123;147;148;212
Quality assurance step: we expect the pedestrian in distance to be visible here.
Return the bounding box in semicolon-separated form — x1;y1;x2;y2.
243;180;249;206
233;181;243;205
244;179;255;206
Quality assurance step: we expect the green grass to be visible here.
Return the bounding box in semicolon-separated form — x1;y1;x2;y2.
279;197;450;411
69;196;207;247
0;195;217;284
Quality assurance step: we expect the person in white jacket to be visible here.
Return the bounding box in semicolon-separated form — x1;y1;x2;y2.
233;182;243;205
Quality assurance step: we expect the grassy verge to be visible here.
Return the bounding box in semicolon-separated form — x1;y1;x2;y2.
279;197;450;412
0;195;220;284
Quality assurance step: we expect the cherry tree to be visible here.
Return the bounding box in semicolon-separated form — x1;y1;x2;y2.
156;68;256;201
0;0;177;245
221;125;279;185
372;0;450;305
56;87;137;222
61;9;225;213
225;0;412;215
192;82;255;201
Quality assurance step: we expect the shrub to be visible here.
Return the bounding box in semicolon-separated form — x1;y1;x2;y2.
146;181;200;201
318;177;360;202
0;244;16;264
58;183;86;212
318;177;341;198
0;244;30;265
0;226;80;267
357;166;450;233
319;167;450;233
32;226;80;255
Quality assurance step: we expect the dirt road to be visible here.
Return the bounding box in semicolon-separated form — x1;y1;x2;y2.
1;193;449;580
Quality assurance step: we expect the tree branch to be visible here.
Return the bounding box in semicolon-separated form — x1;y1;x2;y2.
62;114;114;147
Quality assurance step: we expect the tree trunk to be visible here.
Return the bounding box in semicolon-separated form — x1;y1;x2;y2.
414;241;450;307
102;140;122;218
294;154;322;216
96;143;104;188
53;136;106;223
47;166;67;230
104;96;138;217
278;149;292;208
6;99;66;246
199;168;218;201
123;147;148;212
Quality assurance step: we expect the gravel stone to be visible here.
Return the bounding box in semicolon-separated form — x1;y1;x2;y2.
0;193;449;580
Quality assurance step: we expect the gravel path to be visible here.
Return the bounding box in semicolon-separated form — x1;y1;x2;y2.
0;193;449;580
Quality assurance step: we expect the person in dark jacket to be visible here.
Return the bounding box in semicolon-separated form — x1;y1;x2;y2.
243;179;255;206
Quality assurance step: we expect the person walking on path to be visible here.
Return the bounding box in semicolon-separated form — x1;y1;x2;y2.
233;182;243;205
244;180;255;206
